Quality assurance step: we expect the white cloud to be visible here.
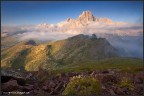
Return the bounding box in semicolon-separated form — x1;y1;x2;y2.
1;22;143;58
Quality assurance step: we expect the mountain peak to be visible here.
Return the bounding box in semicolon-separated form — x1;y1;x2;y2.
78;10;95;22
82;10;92;15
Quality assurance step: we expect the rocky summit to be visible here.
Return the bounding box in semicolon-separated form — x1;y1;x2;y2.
38;10;114;29
77;10;96;22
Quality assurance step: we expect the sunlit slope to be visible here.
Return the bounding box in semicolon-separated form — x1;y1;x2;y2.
55;57;143;73
1;34;119;71
1;42;32;69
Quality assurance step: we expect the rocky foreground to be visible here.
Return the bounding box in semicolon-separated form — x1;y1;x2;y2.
1;69;143;95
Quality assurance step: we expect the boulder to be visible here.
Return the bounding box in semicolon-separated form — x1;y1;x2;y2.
101;74;119;84
115;87;125;95
46;81;56;89
134;84;143;95
2;80;22;92
22;84;34;91
54;82;64;93
134;73;143;84
102;70;109;74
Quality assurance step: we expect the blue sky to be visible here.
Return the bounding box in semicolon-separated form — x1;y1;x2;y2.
1;1;143;26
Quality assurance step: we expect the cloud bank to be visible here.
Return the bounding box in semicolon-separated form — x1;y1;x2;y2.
1;22;143;58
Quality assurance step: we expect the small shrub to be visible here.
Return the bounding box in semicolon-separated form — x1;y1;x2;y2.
118;77;134;91
62;76;102;95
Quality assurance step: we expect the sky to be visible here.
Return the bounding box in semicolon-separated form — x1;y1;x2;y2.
1;1;143;26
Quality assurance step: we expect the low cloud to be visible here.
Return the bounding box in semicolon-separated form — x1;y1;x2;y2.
1;22;143;58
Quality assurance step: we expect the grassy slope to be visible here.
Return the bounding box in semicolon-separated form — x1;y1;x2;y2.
1;36;20;50
49;38;118;64
24;37;118;71
1;43;32;69
1;37;143;72
53;57;143;74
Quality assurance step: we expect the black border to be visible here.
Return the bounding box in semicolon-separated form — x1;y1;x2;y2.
0;0;144;96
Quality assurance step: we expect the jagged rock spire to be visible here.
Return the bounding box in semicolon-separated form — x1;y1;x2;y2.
78;10;95;22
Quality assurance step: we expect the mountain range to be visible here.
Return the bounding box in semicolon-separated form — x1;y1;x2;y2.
38;10;114;29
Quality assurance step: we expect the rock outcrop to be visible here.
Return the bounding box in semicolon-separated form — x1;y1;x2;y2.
77;10;95;22
1;70;143;95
